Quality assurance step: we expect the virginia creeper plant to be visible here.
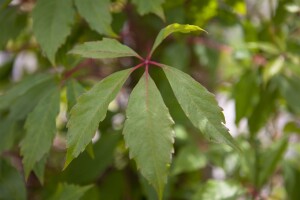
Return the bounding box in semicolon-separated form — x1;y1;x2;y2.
62;23;240;199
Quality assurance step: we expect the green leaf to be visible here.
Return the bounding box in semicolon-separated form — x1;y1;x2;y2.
32;0;75;64
20;87;60;178
48;183;92;200
70;38;141;60
171;144;207;176
0;6;27;48
258;137;288;187
0;73;53;111
33;155;48;184
66;69;131;167
192;180;245;200
132;0;165;20
0;119;21;153
283;162;300;200
74;0;115;37
66;79;85;112
123;73;175;199
0;159;26;200
162;65;240;152
150;23;206;56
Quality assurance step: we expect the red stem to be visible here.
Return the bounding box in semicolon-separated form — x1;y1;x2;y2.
130;62;145;72
148;60;164;68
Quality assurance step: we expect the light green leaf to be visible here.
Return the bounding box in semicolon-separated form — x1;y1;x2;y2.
74;0;115;37
163;65;240;152
32;0;74;64
132;0;165;20
0;73;53;111
123;73;175;199
192;180;245;200
48;183;92;200
66;69;132;167
66;79;85;112
171;144;207;176
70;38;141;59
20;87;60;178
0;159;26;200
150;23;206;56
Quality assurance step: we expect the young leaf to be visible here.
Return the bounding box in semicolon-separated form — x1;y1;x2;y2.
32;0;74;64
123;73;175;199
20;87;60;178
74;0;115;37
162;65;240;152
48;183;92;200
150;23;206;55
66;69;132;167
69;38;141;60
132;0;165;20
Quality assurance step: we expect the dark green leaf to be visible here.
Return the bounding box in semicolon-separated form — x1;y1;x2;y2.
74;0;115;36
163;65;240;152
66;79;85;112
20;87;60;178
47;183;92;200
66;69;131;167
0;159;26;200
70;38;141;59
33;0;75;64
123;73;175;199
132;0;165;20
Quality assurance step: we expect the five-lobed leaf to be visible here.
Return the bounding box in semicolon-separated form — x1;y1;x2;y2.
123;73;175;199
69;38;141;60
150;23;206;56
132;0;165;20
20;87;60;178
74;0;116;37
65;69;132;167
33;0;74;64
162;65;240;152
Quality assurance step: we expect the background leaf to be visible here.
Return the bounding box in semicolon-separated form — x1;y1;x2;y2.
132;0;165;20
32;0;74;64
47;183;92;200
123;73;175;199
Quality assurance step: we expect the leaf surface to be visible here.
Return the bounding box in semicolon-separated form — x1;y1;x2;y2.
70;38;140;59
48;183;92;200
66;79;85;112
32;0;74;64
132;0;165;19
66;69;131;166
162;65;240;152
74;0;115;36
151;23;206;55
20;87;60;178
123;73;174;199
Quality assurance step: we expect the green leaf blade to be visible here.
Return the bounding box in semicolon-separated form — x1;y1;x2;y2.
123;74;175;199
150;23;206;55
70;38;141;60
132;0;165;20
66;69;132;166
162;65;240;152
74;0;115;37
20;87;60;178
48;183;92;200
32;0;74;64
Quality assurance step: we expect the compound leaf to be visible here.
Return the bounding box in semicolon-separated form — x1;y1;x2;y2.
70;38;141;60
33;0;74;64
163;65;240;152
123;73;175;199
65;69;132;167
20;87;60;178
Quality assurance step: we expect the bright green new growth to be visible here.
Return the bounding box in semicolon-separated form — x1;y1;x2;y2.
123;74;175;199
162;65;241;152
69;38;141;59
32;0;74;64
150;23;207;55
74;0;116;37
20;87;60;178
65;69;132;167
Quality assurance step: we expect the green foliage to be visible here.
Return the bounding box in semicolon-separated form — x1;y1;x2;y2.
123;74;175;198
48;183;92;200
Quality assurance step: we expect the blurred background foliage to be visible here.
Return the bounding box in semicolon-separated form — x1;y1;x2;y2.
1;0;300;199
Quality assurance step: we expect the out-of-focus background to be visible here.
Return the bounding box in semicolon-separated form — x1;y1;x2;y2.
1;0;300;199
